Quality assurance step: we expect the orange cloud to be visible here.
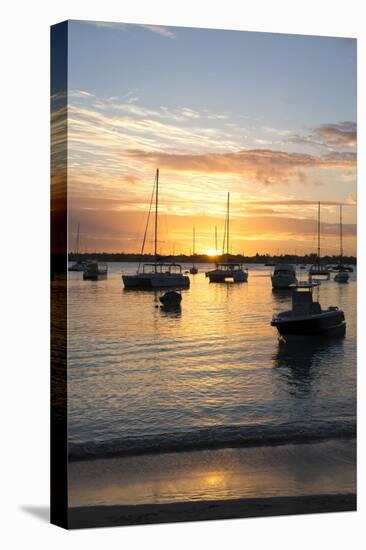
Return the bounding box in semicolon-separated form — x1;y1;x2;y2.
120;148;356;185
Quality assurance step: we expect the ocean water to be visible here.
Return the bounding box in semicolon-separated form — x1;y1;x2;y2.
67;263;356;459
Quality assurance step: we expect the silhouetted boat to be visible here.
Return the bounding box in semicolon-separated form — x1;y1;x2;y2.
308;202;330;280
83;261;108;280
207;193;248;283
334;271;349;283
189;228;198;274
69;260;89;272
334;205;349;283
271;264;297;289
159;290;182;307
69;222;89;271
271;287;346;340
122;169;190;290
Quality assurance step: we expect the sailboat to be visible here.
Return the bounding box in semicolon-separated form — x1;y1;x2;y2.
334;205;349;283
122;169;190;289
308;202;330;280
68;222;90;272
189;228;198;274
207;193;248;283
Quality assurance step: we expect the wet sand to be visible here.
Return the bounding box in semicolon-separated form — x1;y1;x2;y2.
68;439;356;528
68;494;356;529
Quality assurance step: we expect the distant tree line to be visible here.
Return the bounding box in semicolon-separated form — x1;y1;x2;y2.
68;252;356;265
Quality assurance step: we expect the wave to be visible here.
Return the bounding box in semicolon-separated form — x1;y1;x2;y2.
68;420;356;461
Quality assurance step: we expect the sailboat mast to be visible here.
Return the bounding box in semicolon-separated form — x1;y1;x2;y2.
227;192;230;256
215;226;218;252
155;169;159;260
193;227;195;255
317;201;321;263
340;204;343;260
76;222;80;255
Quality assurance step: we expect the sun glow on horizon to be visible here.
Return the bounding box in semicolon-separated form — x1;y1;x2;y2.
205;249;221;257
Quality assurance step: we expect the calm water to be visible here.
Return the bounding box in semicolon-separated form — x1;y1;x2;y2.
67;263;356;458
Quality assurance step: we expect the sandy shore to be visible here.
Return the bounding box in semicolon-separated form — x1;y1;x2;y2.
68;493;356;529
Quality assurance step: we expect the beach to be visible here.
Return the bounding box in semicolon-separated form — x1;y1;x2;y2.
68;438;356;527
69;494;356;529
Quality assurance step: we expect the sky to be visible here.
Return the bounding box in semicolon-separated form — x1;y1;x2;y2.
60;20;357;256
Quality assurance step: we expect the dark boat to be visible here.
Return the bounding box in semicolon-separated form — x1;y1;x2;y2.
159;291;182;307
189;228;198;274
206;193;248;283
308;202;330;281
83;261;108;280
122;169;190;290
271;287;346;340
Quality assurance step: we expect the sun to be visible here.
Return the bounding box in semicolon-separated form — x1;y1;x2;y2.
205;249;220;257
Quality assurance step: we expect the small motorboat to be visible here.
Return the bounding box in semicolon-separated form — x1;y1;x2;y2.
207;262;248;282
68;259;90;272
271;286;346;340
159;291;182;308
271;264;297;289
308;263;330;280
334;271;349;283
83;261;108;280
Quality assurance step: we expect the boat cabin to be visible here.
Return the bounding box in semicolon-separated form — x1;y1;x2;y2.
215;262;244;272
292;288;321;316
142;263;183;275
308;264;330;280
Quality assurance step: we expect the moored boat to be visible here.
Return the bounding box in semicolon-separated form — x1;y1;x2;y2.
159;290;182;307
69;259;90;272
122;169;190;290
208;262;248;282
308;202;330;281
123;263;189;289
271;264;297;289
189;228;198;274
334;205;349;283
271;287;346;340
83;261;108;280
206;192;248;283
334;271;349;283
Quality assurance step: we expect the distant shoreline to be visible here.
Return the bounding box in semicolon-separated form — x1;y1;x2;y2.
67;493;356;529
68;253;357;265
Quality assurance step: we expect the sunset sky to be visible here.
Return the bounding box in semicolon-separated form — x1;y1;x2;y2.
63;21;356;256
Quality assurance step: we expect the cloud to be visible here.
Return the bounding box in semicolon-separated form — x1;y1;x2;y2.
120;148;356;185
289;121;357;150
247;199;357;207
141;25;176;39
316;122;357;148
86;20;176;39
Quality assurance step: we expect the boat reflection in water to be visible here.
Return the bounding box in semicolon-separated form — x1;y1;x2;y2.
272;338;345;397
